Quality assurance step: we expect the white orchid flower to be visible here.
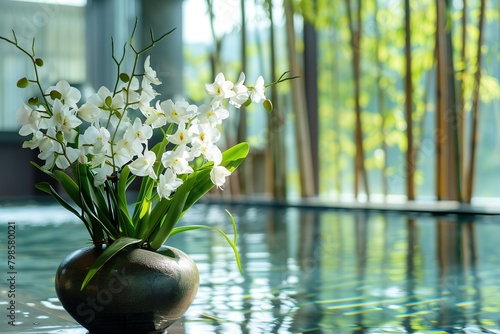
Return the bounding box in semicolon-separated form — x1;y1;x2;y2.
46;80;81;108
81;126;110;154
161;146;194;175
205;72;236;103
157;168;183;199
188;123;221;145
143;56;162;85
124;118;153;155
191;140;222;166
196;103;229;126
250;76;266;103
210;165;231;189
48;99;81;142
129;150;157;179
160;99;197;124
166;122;191;146
17;103;43;136
229;72;249;108
142;102;167;129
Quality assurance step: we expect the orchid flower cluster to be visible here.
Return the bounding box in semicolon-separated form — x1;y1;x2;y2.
2;24;292;284
17;56;266;200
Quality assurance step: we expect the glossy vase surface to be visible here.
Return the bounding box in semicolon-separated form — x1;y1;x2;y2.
55;245;199;334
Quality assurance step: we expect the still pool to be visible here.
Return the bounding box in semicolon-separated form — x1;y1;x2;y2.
1;201;500;333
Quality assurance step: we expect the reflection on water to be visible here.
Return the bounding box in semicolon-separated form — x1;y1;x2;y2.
1;203;500;333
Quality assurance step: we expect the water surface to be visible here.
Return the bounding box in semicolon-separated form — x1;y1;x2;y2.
1;202;499;333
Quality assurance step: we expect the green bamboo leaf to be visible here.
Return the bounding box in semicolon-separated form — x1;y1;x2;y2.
80;237;142;290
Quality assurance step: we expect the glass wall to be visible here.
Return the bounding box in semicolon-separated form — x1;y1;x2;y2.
0;0;86;130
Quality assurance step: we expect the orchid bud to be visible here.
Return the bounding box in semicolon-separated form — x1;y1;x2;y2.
34;58;44;67
105;96;112;107
78;154;88;164
263;99;273;112
28;97;40;106
17;77;29;88
56;131;64;142
50;90;62;100
119;73;130;83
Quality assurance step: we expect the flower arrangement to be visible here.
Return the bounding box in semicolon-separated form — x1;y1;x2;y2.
1;22;292;288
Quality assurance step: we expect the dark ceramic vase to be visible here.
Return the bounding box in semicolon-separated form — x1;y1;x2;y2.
55;245;199;334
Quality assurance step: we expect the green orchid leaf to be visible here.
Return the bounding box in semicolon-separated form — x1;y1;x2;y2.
147;174;197;249
182;142;249;213
75;164;105;242
101;181;131;238
54;169;120;240
30;161;55;178
132;131;170;223
82;187;120;240
144;142;249;249
139;198;151;219
35;182;83;221
117;165;133;208
222;142;250;171
53;170;82;207
80;237;142;290
170;210;242;273
106;166;134;236
89;183;112;223
226;209;238;245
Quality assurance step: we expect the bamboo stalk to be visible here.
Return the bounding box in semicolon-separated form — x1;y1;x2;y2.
237;0;248;194
460;0;467;200
404;0;415;200
445;11;462;202
435;0;448;200
345;0;370;200
330;33;343;196
413;59;434;179
283;0;315;197
374;0;388;198
206;0;221;77
465;0;487;203
266;0;287;199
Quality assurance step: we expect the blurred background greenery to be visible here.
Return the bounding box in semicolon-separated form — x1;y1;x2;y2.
0;0;499;206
